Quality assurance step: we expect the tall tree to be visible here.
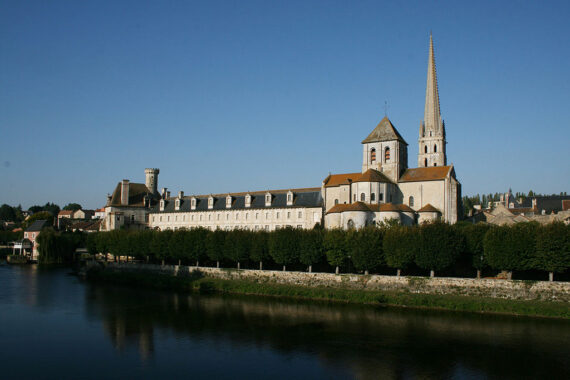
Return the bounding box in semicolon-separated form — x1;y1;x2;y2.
348;227;384;275
269;227;300;271
416;221;464;277
206;230;226;268
384;226;418;276
250;231;270;270
323;229;348;274
63;203;82;211
299;229;324;272
535;222;570;281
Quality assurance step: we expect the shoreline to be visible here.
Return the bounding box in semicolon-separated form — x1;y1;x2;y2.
84;265;570;320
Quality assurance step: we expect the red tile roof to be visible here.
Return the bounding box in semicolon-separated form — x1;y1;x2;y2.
417;203;440;213
399;166;453;182
353;169;393;184
323;173;362;188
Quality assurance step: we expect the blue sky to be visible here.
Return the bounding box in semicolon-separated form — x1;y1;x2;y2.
1;0;569;209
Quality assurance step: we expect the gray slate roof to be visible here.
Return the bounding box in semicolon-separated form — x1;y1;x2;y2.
150;190;323;214
26;220;48;232
362;116;408;144
521;196;570;214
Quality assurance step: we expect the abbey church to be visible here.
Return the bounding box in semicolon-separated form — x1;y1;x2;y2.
100;35;461;232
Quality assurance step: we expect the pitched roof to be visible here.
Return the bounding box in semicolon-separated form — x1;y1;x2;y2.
361;116;408;144
26;220;48;232
151;188;323;214
323;173;361;188
399;166;453;182
353;169;393;184
327;202;417;214
58;210;73;216
417;204;440;213
326;202;371;214
108;182;159;207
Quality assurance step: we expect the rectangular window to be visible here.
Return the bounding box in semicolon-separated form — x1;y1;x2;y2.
298;211;302;218
276;212;280;219
287;212;291;219
265;225;269;231
297;225;302;229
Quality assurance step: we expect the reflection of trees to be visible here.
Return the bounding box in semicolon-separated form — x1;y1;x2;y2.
85;283;570;379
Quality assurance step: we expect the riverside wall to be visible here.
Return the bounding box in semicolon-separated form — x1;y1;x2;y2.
100;262;570;302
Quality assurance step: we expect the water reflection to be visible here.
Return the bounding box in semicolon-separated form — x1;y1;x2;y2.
85;282;570;380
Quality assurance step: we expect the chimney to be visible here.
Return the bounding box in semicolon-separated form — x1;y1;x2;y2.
178;191;184;199
161;188;168;199
532;198;537;209
166;191;171;199
121;180;130;205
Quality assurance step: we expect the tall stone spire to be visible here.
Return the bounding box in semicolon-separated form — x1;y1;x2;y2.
423;33;443;134
418;33;447;167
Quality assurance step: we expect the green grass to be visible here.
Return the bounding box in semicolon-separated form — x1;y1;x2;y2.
86;268;570;319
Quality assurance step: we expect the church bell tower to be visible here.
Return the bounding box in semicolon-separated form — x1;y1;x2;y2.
418;34;447;168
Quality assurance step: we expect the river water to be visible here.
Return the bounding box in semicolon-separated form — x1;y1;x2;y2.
0;264;568;380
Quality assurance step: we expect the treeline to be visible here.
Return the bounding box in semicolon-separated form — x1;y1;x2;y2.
0;230;23;244
36;230;86;264
86;221;570;281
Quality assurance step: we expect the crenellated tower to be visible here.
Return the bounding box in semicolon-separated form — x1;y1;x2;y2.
418;33;447;168
145;168;159;195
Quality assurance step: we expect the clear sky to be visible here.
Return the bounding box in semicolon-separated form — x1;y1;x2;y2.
1;0;569;209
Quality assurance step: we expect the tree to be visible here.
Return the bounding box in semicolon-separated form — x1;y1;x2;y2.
22;211;54;229
269;227;300;271
348;227;384;275
168;230;187;265
535;222;570;281
415;221;464;277
484;223;538;279
384;226;419;276
206;230;226;268
225;230;250;269
323;229;348;274
37;229;76;264
63;203;82;211
250;231;270;270
0;204;16;221
299;229;324;272
185;228;208;266
459;223;490;278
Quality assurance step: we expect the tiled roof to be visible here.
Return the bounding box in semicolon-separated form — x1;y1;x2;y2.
521;195;570;214
58;210;73;216
26;220;48;232
151;188;323;214
327;202;417;214
361;116;408;144
323;173;361;188
354;169;393;184
417;203;440;213
108;182;159;207
399;166;453;182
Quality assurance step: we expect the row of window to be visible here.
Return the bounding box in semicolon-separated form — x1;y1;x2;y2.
334;195;415;207
370;147;390;163
153;210;304;223
170;192;296;211
424;144;438;154
162;224;304;232
424;158;438;167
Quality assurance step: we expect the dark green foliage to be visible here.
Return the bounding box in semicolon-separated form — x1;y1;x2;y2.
225;230;251;267
22;211;54;229
0;204;17;221
185;228;208;264
323;229;348;272
347;227;384;273
535;223;570;274
86;233;98;255
36;229;78;263
415;221;464;274
484;223;539;273
269;227;300;268
299;229;324;268
0;229;23;244
168;230;186;262
62;203;82;211
459;223;490;271
249;231;270;265
150;230;172;262
384;226;418;272
206;230;226;264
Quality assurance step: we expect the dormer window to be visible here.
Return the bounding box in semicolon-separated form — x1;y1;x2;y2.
191;197;197;210
286;191;294;206
175;199;181;211
226;195;232;208
208;196;214;209
265;192;272;207
160;200;165;211
370;148;376;162
245;194;252;208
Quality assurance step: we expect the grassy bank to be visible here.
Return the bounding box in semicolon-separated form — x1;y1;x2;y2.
86;269;570;319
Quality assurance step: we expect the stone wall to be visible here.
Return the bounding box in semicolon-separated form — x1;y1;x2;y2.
103;262;570;302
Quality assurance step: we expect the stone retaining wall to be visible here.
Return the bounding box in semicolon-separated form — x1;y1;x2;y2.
102;262;570;302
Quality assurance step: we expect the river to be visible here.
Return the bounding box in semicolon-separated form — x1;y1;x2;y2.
0;264;568;379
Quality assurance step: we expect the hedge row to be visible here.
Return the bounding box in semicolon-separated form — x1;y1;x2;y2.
86;221;570;281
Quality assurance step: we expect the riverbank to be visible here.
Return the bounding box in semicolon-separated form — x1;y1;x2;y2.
84;263;570;319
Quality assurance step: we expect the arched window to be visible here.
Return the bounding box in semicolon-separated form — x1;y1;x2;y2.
334;199;339;205
347;219;355;229
424;158;428;167
360;193;365;202
434;163;437;166
409;196;414;207
434;144;437;153
371;193;375;201
370;148;376;162
384;147;390;162
424;145;427;153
